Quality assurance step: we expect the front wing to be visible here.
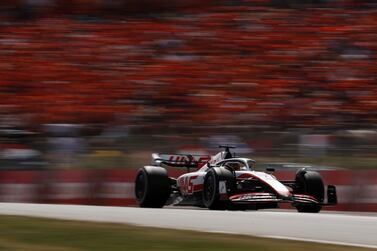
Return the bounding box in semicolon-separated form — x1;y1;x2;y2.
228;192;334;206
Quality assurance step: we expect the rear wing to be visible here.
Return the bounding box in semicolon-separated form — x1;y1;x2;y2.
152;153;210;169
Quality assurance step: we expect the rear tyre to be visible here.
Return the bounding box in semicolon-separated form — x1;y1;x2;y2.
294;168;324;213
202;167;235;210
135;166;171;208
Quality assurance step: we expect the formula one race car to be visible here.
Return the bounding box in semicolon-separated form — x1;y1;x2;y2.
134;146;337;212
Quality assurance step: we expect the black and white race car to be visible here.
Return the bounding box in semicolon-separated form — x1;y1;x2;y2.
135;146;337;212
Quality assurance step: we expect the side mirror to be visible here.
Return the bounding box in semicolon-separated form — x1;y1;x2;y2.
327;185;337;204
266;167;275;173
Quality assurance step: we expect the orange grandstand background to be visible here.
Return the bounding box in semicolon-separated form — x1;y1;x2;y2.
0;0;376;129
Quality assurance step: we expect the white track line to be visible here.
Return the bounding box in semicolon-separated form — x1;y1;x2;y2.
0;203;376;249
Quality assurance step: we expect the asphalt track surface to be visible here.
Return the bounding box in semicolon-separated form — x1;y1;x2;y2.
0;203;376;249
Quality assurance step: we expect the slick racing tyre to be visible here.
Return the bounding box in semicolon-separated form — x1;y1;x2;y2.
135;166;171;208
294;168;324;213
202;167;235;210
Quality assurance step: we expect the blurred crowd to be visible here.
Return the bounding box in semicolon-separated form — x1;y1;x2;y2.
0;0;376;168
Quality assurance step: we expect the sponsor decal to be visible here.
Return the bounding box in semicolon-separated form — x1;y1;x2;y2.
178;175;198;195
219;181;227;195
160;154;210;164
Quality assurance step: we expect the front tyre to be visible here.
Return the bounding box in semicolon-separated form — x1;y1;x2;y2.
135;166;170;208
294;168;324;213
202;167;235;210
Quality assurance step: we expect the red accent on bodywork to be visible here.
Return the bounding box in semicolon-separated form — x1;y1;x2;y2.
229;192;273;200
193;184;204;192
293;194;318;202
237;173;255;179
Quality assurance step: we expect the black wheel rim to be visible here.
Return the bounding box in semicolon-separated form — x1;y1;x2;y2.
135;172;146;201
204;174;215;203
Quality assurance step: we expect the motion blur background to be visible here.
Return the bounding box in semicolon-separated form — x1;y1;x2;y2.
0;0;376;209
